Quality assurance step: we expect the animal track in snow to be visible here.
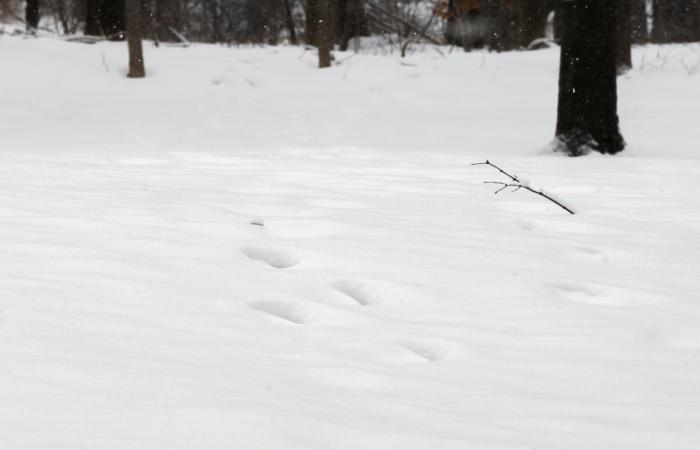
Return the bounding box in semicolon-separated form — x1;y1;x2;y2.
332;280;379;306
241;246;300;269
552;283;659;307
572;246;611;263
249;301;315;325
332;278;430;307
397;340;450;363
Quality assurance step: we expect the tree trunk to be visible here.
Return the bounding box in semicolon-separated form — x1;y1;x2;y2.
616;0;632;73
554;0;624;156
317;0;333;67
85;0;125;38
26;0;40;30
126;0;145;78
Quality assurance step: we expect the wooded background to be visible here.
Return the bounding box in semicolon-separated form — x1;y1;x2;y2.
3;0;699;50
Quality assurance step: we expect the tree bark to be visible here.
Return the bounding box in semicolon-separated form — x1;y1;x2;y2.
616;0;632;73
555;0;624;156
25;0;40;30
317;0;333;67
126;0;145;78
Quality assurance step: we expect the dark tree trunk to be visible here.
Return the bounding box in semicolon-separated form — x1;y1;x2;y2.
283;0;298;44
555;0;624;156
126;0;145;78
26;0;40;30
317;0;333;67
305;0;320;45
616;0;632;73
630;0;648;42
518;0;548;48
653;0;700;43
85;0;126;38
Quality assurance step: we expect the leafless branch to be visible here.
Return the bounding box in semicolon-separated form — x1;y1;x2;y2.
472;160;576;215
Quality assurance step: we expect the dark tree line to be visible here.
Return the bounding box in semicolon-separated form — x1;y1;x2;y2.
15;0;700;49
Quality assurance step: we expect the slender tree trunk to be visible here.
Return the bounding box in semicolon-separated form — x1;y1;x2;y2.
616;0;632;73
317;0;333;67
554;0;624;156
126;0;145;78
282;0;298;44
26;0;40;30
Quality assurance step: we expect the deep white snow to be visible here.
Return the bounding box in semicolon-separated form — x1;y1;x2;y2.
1;34;700;449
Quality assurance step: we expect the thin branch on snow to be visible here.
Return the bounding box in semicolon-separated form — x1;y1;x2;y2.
472;160;576;215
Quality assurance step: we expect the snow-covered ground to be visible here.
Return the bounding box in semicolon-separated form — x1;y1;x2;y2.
1;34;700;449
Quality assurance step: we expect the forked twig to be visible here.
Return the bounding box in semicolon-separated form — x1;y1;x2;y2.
472;160;575;215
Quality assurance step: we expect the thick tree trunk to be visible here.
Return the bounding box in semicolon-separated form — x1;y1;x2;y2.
555;0;624;156
317;0;333;67
616;0;632;73
126;0;145;78
85;0;125;38
25;0;40;30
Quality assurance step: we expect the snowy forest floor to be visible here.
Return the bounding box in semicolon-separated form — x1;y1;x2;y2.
1;35;700;449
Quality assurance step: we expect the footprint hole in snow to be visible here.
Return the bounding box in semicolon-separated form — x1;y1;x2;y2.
241;246;300;269
249;301;313;325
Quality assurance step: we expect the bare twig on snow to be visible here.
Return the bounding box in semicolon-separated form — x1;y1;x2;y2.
472;160;576;215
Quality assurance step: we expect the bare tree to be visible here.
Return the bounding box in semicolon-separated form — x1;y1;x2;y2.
126;0;145;77
317;0;333;67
